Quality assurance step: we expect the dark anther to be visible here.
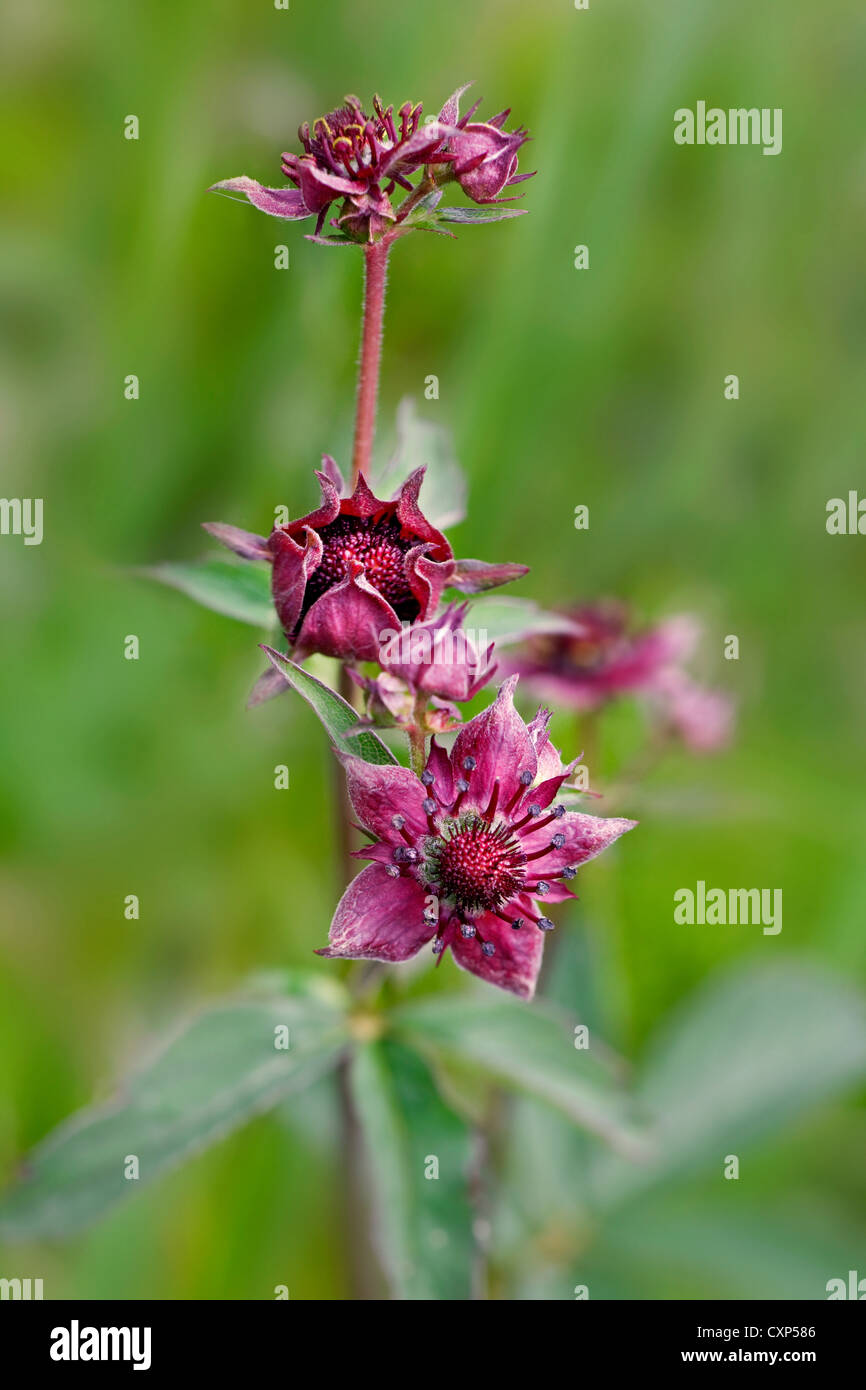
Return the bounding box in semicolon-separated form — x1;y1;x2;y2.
462;756;477;771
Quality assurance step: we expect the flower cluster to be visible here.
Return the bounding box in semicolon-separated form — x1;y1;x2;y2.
198;79;735;1002
210;83;533;244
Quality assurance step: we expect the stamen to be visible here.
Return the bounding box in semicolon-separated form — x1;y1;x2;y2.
460;922;476;939
562;866;578;880
512;803;542;832
462;756;476;772
482;778;501;822
537;917;556;932
505;768;534;814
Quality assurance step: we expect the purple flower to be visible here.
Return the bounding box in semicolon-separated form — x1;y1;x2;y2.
503;601;699;710
209;92;459;242
439;83;535;205
205;458;528;663
377;603;496;701
317;677;635;999
652;669;735;753
504;601;734;754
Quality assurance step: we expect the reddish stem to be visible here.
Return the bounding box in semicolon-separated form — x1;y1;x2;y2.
350;239;391;487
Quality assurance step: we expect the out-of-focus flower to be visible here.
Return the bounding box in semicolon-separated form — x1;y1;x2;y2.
205;459;528;664
503;602;698;710
439;83;535;204
317;677;635;999
377;603;496;701
503;601;734;754
652;669;735;753
210;92;459;242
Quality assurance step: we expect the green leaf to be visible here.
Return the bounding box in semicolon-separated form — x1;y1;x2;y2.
459;595;580;646
594;959;866;1205
143;559;273;627
350;1039;476;1299
392;995;650;1161
0;994;348;1240
373;397;467;529
260;647;398;766
437;206;528;224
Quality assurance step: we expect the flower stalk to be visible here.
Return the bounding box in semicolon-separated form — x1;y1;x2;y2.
351;239;391;488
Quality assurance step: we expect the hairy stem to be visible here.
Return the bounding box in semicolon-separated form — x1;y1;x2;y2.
350;239;391;488
408;691;429;777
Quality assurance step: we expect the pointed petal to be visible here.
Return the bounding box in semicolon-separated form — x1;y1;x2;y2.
247;664;289;708
294;560;399;662
288;470;343;533
449;911;544;1000
521;813;637;874
395;467;451;554
319;454;345;493
425;736;454;805
209;177;311;220
339;753;429;840
201;522;271;561
268;526;323;639
449;557;529;592
317;864;433;962
405;546;456;619
438;82;474;125
296;161;364;213
452;675;536;811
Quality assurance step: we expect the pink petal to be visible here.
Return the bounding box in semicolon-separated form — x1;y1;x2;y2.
246;664;289;708
268;526;323;640
296;161;364;214
201;522;271;561
293;561;400;662
521;812;637;874
209;177;311;220
449;910;545;1000
288;470;342;534
452;675;536;812
319;454;345;493
449;557;529;592
438;82;474;125
394;467;451;555
317;864;433;962
340;754;429;840
425;736;454;804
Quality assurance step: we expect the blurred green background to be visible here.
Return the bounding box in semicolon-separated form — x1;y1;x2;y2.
1;0;865;1299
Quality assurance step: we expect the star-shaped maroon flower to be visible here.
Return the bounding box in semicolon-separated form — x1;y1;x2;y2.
205;459;528;664
318;676;636;999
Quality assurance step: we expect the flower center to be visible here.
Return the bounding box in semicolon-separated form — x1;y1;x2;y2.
303;514;419;622
429;817;526;914
303;98;422;180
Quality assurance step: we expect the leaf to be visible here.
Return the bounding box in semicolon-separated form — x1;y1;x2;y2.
260;647;398;766
372;397;468;529
593;958;866;1205
405;188;444;220
458;595;580;646
350;1039;476;1299
0;994;349;1239
143;559;273;627
392;994;650;1161
436;206;528;224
